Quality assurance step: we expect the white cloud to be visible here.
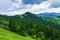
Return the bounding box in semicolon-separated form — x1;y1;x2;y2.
0;0;12;11
49;0;60;7
9;0;23;10
0;1;50;16
37;8;60;13
0;0;60;16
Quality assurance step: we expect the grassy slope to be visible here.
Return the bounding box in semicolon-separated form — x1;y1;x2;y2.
54;17;60;24
0;28;35;40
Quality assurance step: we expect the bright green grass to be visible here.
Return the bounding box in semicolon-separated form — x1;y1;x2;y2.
54;17;60;24
20;15;24;18
0;28;35;40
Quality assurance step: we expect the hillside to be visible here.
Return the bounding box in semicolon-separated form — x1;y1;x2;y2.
53;17;60;24
0;28;35;40
0;12;60;40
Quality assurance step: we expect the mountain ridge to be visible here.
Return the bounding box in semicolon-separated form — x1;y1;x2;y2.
37;12;60;17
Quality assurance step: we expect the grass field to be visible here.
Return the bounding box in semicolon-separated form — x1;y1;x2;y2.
0;28;35;40
54;17;60;24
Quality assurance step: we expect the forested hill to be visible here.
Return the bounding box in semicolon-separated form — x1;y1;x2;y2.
0;12;60;40
0;12;60;30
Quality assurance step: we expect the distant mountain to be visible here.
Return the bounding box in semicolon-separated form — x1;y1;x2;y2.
37;13;60;17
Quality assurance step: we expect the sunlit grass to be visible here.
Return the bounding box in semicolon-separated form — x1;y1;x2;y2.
0;28;35;40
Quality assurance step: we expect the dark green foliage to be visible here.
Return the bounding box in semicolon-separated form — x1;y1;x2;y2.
0;12;60;40
9;20;17;33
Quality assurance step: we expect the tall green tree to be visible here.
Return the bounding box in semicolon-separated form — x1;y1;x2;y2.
9;20;17;33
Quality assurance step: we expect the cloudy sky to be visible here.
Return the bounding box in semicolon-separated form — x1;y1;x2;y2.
0;0;60;16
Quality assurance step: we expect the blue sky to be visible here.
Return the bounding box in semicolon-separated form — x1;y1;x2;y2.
22;0;46;5
0;0;60;16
